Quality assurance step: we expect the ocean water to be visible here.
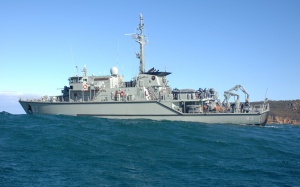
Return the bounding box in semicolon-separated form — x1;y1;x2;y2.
0;112;299;186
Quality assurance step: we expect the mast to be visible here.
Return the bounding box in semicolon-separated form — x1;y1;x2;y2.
132;14;147;74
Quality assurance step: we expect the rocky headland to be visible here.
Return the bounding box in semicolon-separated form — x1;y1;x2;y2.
253;100;300;125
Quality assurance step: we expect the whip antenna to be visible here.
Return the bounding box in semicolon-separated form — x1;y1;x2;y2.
69;40;76;74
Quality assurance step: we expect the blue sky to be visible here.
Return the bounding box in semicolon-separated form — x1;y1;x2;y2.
1;0;300;114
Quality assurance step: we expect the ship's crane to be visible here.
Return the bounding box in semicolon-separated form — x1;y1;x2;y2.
223;85;250;113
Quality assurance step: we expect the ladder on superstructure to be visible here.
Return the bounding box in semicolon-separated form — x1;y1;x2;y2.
147;86;158;100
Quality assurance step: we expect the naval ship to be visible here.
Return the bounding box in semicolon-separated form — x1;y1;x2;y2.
19;14;270;125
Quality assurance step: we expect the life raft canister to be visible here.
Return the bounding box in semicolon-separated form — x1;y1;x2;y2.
151;76;155;80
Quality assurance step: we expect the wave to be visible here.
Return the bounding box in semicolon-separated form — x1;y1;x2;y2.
0;113;299;186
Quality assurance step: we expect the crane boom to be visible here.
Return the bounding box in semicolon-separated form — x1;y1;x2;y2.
227;85;249;99
222;85;250;112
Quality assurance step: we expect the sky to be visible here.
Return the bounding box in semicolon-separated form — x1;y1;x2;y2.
1;0;300;114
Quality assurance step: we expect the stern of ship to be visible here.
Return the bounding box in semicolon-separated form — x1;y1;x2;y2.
259;110;270;125
258;103;270;125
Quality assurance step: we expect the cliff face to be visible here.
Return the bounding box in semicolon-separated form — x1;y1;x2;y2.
253;100;300;125
268;116;300;125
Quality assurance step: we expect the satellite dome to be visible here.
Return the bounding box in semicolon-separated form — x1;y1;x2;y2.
110;67;118;76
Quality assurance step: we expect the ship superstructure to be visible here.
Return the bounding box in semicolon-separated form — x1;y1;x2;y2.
19;14;269;125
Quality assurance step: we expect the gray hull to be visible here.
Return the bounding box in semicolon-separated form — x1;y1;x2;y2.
19;100;269;125
18;15;271;126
